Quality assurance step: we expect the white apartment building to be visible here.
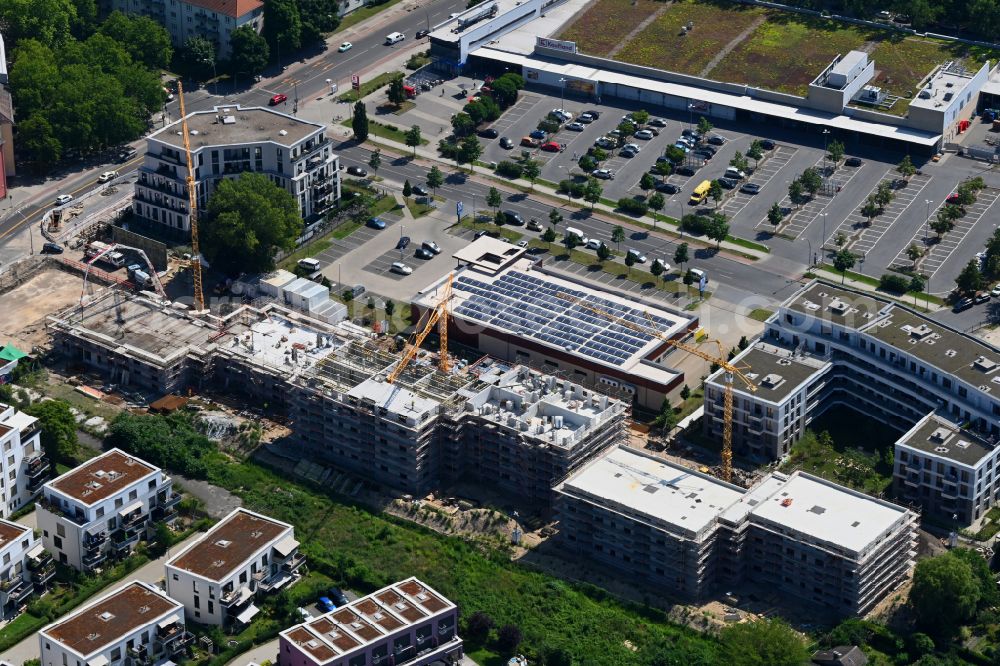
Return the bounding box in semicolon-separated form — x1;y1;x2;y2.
278;578;463;666
101;0;264;59
36;449;179;571
133;105;339;234
39;581;192;666
0;402;49;516
165;508;305;628
0;519;46;619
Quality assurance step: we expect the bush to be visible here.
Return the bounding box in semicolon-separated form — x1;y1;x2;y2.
558;179;585;198
496;161;523;179
617;198;648;216
879;274;910;294
681;214;709;234
537;118;560;135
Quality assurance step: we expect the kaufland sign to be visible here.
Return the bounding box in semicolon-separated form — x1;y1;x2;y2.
536;37;577;54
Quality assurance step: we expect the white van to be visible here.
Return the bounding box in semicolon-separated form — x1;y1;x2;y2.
564;227;590;245
385;32;405;45
689;268;707;283
298;258;321;272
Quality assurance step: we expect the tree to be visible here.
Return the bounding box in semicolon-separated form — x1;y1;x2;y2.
650;258;664;282
720;618;809;666
709;179;723;208
683;268;695;295
664;145;686;165
680;384;691;401
788;179;805;206
387;78;406;107
596;242;611;263
952;547;1000;610
100;11;173;69
631;109;649;125
697;116;713;136
931;206;959;239
351;102;369;141
654;398;678;433
827;139;845;164
747;139;763;168
180;36;216;79
522;159;540;190
907;243;923;267
404;125;422;157
367;150;381;179
861;197;880;225
617;119;635;138
707;213;729;249
24;400;78;464
489;76;518;108
487;187;502;216
202;172;302;274
17;115;62;175
611;225;626;251
832;249;856;283
578;154;597;173
874;181;894;207
729;151;748;174
911;552;980;637
563;230;580;249
548;208;563;228
451;112;476;137
623;250;636;280
464;611;494;643
494;210;506;227
385;300;396;317
583;177;602;210
0;0;75;50
402;180;412;199
263;0;302;55
674;243;689;272
648;192;665;229
228;25;269;77
496;625;523;656
955;260;984;296
909;274;925;294
427;166;444;195
457;135;482;169
652;160;672;180
297;0;340;45
767;202;783;228
639;172;655;197
541;227;557;243
800;167;822;196
897;154;916;179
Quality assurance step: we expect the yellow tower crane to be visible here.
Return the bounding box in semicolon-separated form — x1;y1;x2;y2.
556;292;756;483
387;273;452;384
176;82;206;312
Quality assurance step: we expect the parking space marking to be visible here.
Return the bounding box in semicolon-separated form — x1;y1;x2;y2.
488;94;542;135
763;157;863;238
721;145;796;218
313;216;401;270
891;187;1000;277
362;245;417;280
827;172;932;255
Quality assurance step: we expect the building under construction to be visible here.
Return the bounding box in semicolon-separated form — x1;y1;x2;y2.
48;290;628;507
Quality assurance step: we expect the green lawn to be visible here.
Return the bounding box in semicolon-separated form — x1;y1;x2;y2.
558;0;665;57
341;118;428;146
748;308;774;322
337;72;403;103
335;0;408;33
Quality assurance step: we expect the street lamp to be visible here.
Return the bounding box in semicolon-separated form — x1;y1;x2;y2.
821;128;830;174
688;103;694;132
805;238;813;267
559;77;567;112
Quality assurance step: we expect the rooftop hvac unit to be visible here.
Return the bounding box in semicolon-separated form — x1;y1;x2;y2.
553;415;564;429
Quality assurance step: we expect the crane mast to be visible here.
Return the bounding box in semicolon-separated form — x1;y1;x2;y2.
176;82;205;312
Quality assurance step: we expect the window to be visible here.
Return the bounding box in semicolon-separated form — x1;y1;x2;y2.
129;490;137;501
53;536;62;549
208;600;214;614
173;573;178;581
96;507;104;518
240;571;247;584
194;595;200;609
56;523;65;538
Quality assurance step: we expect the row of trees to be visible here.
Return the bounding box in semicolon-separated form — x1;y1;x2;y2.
776;0;1000;40
11;11;172;173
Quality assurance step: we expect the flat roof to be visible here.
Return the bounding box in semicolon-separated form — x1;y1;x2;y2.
151;105;323;151
750;472;912;556
47;449;157;506
42;582;182;658
831;51;867;77
897;412;995;467
475;48;942;146
417;259;692;374
782;281;886;330
862;306;1000;390
557;446;745;539
167;508;291;582
452;235;526;273
909;64;981;111
281;578;455;665
0;519;29;550
714;343;829;402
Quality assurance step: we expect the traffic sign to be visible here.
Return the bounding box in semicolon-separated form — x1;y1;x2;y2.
351;74;360;91
456;201;464;218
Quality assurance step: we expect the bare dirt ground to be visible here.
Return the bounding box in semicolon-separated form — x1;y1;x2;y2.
0;269;81;350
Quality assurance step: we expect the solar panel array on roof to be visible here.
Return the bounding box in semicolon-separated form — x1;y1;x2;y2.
452;271;677;367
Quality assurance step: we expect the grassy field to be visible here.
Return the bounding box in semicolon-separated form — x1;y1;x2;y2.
337;72;403;103
557;0;664;57
614;1;767;76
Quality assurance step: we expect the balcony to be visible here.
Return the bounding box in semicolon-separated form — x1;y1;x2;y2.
82;549;107;568
159;630;194;656
84;531;108;550
281;551;307;573
137;176;186;198
38;498;88;526
157;492;182;510
220;585;252;608
121;509;147;529
133;189;189;213
31;562;56;586
25;455;49;478
127;644;152;666
113;531;140;551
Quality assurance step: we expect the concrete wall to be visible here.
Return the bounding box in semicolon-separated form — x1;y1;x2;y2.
808;60;876;114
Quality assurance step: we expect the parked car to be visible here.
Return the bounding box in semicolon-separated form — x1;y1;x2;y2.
318;597;337;612
412;185;429;196
696;144;717;155
117;147;137;162
521;136;541;148
844;156;863;167
673;143;691;153
517;240;529;248
676;136;695;147
707;135;726;146
416;28;430;38
98;171;119;183
740;183;761;195
346;165;368;177
499;137;514;149
41;242;64;254
422;240;441;254
991;285;1000;298
620;146;639;158
681;128;701;140
626;248;647;263
946;192;961;204
502;210;525;225
591;168;614;180
634;129;655;140
974;292;991;304
692;150;714;161
478;127;499;139
54;194;73;206
367;217;387;229
584;109;602;119
329;588;349;606
529;129;546;140
297;608;314;621
759;139;776;150
595;137;615;149
396;236;411;250
540;141;562;152
953;296;974;312
725;167;746;180
415;247;434;259
338;42;353;52
551;108;573;121
390;262;413;275
655;182;680;194
676;165;697;176
718;177;739;189
269;93;288;105
648;117;667;127
566;122;585;131
527;219;543;231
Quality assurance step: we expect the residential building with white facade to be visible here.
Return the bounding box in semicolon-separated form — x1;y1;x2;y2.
165;507;304;628
100;0;264;59
0;402;49;517
555;445;918;616
36;449;179;571
0;519;46;619
133;105;339;235
278;577;463;666
38;581;192;666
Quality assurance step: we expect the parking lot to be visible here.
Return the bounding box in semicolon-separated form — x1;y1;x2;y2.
769;157;865;239
311;210;403;270
720;145;797;218
826;172;932;255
